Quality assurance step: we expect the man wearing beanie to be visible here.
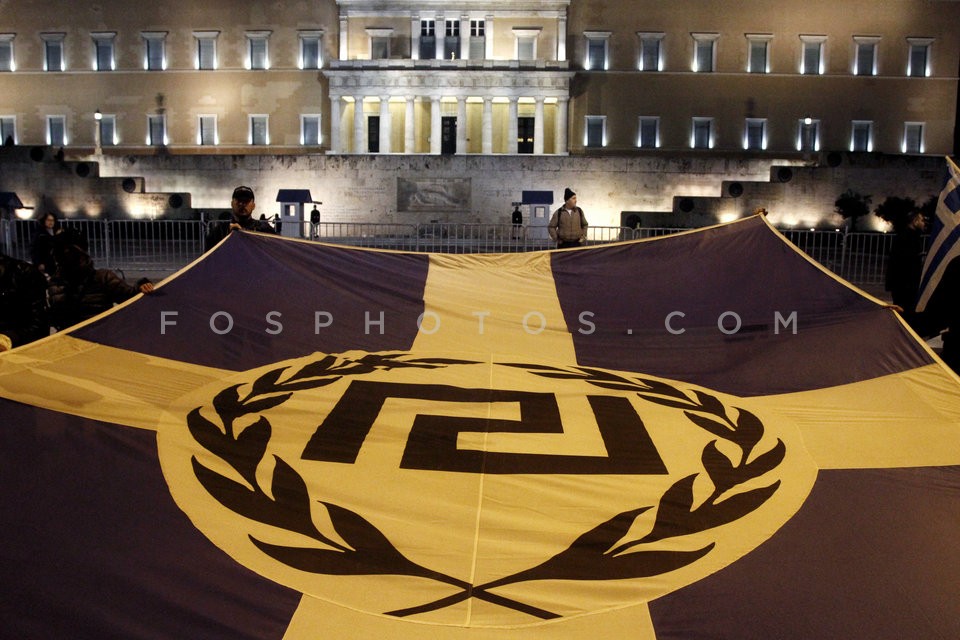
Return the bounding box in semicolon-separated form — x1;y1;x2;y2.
204;185;277;251
548;187;588;248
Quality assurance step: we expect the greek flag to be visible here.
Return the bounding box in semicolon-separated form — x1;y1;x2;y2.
916;156;960;311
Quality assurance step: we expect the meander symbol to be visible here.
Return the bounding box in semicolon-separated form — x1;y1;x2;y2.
182;352;791;620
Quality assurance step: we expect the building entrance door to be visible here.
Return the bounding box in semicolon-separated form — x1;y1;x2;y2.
441;116;457;155
367;116;380;153
518;116;534;154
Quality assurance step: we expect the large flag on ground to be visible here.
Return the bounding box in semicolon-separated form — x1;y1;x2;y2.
916;156;960;312
1;215;959;639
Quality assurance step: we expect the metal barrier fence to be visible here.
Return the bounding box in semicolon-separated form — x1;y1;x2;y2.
1;219;205;272
780;228;896;286
1;218;898;288
309;222;636;252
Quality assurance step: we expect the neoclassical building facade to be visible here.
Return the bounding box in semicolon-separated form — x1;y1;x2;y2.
328;0;572;155
0;0;957;157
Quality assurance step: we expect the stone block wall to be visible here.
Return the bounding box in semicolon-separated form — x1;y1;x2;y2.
0;146;947;232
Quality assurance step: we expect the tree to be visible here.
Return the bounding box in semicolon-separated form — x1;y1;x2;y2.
874;196;918;231
834;189;872;231
918;194;938;224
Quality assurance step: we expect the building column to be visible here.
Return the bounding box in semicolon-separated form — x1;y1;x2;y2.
485;15;494;59
456;97;467;154
430;97;441;154
557;16;567;61
379;96;392;153
411;15;420;60
460;14;470;60
353;96;365;153
481;98;493;154
555;97;569;155
534;97;545;154
508;98;519;154
435;12;445;60
339;17;348;60
404;97;415;153
329;96;341;153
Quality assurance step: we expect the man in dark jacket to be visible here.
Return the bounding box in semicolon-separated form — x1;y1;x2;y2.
204;185;277;251
885;211;927;325
547;188;588;249
47;230;154;330
0;253;49;351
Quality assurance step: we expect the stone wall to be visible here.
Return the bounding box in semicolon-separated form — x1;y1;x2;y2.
0;146;947;232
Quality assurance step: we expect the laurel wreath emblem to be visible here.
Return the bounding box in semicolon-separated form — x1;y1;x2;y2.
186;354;785;620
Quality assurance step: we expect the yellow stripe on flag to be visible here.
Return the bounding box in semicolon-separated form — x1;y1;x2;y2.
282;592;657;640
754;364;960;469
412;252;577;361
0;335;232;430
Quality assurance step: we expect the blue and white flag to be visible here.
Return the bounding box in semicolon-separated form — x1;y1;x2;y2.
916;156;960;312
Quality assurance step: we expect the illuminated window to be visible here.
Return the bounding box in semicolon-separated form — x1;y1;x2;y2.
800;35;826;75
147;114;166;146
692;117;714;149
469;19;485;59
637;32;664;71
300;31;322;69
302;114;321;145
744;118;767;150
797;118;820;151
907;38;932;77
853;36;879;76
851;120;873;152
584;31;611;70
142;32;167;70
41;33;65;71
367;28;393;60
198;115;217;146
0;34;14;72
444;20;460;59
0;116;16;144
514;28;540;61
195;31;218;70
419;20;436;59
97;114;116;146
637;116;659;148
692;33;718;72
585;115;605;147
746;34;772;73
903;122;924;153
47;115;66;146
92;32;115;71
247;32;270;70
250;115;269;145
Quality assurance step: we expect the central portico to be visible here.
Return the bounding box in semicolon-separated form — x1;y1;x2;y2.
328;0;572;154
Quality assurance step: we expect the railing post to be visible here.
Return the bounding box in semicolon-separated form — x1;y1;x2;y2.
838;225;849;281
104;220;113;270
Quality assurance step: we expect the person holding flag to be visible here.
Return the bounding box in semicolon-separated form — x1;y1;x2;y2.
915;156;960;371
